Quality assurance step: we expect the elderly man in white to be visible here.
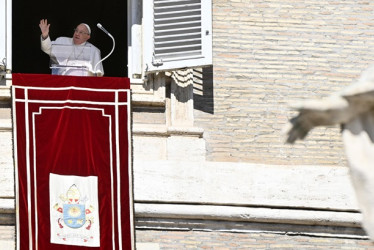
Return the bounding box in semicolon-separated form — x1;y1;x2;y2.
39;19;104;76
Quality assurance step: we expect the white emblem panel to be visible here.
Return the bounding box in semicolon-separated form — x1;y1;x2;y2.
49;173;100;247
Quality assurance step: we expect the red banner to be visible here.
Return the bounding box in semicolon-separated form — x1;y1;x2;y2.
12;74;134;249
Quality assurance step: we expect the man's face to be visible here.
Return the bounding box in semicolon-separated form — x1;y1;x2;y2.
73;24;90;45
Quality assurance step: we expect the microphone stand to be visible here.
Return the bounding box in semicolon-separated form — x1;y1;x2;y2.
94;24;115;76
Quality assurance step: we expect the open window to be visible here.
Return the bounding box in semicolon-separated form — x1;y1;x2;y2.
9;0;127;77
143;0;212;73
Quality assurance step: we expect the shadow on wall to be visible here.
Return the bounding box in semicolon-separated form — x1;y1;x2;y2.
193;66;214;114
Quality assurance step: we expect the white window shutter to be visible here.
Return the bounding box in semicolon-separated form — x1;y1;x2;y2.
0;0;12;72
143;0;212;73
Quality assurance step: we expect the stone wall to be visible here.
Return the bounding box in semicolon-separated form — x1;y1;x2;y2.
0;97;14;224
193;0;374;165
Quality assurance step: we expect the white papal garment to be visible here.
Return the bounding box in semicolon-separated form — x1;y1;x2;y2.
41;36;104;76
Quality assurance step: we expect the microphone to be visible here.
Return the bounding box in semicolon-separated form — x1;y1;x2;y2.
97;23;111;36
94;23;116;75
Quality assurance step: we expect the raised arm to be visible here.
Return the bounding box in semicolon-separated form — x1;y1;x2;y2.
39;19;50;39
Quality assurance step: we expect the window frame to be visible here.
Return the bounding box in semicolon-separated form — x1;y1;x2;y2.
0;0;12;73
142;0;212;73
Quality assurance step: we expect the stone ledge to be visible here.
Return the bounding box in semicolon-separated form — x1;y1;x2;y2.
133;124;204;138
168;126;204;137
135;217;368;239
133;124;168;136
0;201;366;238
0;119;11;131
0;199;15;225
132;94;165;107
135;203;362;228
0;199;14;214
135;203;367;239
0;86;11;102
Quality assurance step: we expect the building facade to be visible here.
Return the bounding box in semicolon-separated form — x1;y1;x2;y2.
1;0;374;239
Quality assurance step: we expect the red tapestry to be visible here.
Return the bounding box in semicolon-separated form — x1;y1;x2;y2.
12;74;134;249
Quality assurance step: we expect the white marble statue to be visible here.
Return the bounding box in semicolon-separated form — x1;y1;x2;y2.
285;64;374;239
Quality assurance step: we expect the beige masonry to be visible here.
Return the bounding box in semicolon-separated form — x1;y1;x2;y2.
2;0;374;239
194;0;374;165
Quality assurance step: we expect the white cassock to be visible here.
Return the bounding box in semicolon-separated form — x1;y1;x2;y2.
41;36;104;76
286;64;374;239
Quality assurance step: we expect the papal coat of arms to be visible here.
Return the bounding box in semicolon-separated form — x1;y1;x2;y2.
50;174;100;247
54;184;94;230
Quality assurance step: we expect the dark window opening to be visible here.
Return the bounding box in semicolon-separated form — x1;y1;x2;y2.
12;0;127;77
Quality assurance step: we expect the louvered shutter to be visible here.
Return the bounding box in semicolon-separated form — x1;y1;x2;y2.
143;0;212;73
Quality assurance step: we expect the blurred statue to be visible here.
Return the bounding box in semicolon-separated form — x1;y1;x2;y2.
285;64;374;239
